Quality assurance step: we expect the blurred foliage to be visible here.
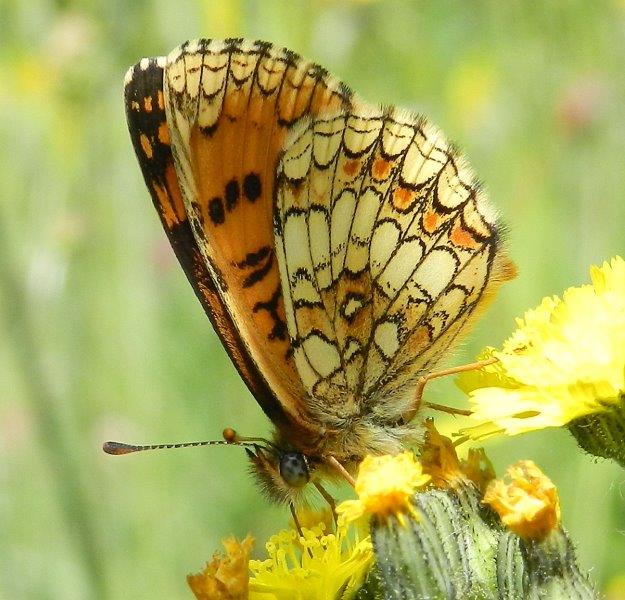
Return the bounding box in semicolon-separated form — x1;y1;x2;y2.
1;0;624;598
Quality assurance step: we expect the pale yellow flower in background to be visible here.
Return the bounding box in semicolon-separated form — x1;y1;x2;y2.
457;256;625;439
248;522;372;600
447;56;496;133
483;460;561;541
336;452;431;525
605;573;625;600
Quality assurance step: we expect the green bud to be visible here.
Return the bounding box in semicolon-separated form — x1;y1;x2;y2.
357;483;598;599
495;533;525;599
568;396;625;468
508;528;598;599
369;482;499;599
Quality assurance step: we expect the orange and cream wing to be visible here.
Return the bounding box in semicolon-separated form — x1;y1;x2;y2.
275;105;516;425
141;39;353;441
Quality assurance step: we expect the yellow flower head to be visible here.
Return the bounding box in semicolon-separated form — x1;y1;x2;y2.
458;256;625;439
248;522;372;600
336;452;431;525
188;535;253;600
483;460;561;541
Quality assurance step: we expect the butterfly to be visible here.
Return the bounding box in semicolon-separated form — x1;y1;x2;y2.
122;38;515;506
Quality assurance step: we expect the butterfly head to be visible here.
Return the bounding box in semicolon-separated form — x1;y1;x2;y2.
245;441;314;505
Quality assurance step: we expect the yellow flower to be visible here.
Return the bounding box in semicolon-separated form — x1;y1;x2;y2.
248;522;372;600
336;452;431;525
188;535;253;600
458;256;625;439
483;460;561;541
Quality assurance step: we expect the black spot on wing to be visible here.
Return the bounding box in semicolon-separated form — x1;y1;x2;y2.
244;173;262;202
225;179;240;210
253;287;288;341
235;245;271;268
208;197;225;224
243;251;274;288
340;292;369;324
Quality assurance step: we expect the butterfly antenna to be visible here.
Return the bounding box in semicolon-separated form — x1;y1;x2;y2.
103;428;278;456
103;439;238;455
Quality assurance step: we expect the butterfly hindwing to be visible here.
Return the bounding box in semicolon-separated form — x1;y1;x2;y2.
276;105;516;431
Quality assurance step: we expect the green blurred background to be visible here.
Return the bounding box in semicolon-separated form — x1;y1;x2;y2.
2;0;625;598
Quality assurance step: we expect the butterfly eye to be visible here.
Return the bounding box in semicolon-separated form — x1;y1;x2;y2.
279;452;310;488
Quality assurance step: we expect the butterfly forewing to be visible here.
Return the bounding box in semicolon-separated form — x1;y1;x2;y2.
158;39;354;443
124;51;293;432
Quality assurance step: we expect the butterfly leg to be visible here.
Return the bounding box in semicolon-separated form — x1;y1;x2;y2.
425;401;472;416
313;481;338;525
325;455;356;487
290;503;315;558
290;503;304;538
410;357;499;418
